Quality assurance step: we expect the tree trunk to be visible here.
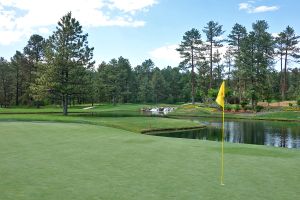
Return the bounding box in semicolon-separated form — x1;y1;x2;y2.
280;51;284;100
16;73;19;106
63;94;68;116
209;40;213;89
283;47;288;101
113;96;116;106
191;47;195;104
238;77;241;102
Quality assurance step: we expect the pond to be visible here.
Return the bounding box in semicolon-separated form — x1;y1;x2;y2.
150;118;300;149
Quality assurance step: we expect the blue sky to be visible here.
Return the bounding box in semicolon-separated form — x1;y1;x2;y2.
0;0;299;69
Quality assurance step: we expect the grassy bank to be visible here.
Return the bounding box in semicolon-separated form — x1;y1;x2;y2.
0;113;202;133
168;104;300;122
0;122;299;200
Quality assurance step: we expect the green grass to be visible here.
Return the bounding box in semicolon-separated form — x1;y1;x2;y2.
0;114;202;133
0;122;299;200
252;111;300;120
169;105;300;122
0;103;174;116
2;103;299;122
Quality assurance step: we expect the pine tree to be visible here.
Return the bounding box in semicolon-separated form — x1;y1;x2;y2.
203;21;224;88
151;68;167;103
0;58;14;107
37;12;94;115
23;34;45;105
279;26;300;100
177;28;203;104
228;23;247;100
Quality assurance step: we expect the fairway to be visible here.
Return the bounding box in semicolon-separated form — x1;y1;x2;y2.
0;122;299;200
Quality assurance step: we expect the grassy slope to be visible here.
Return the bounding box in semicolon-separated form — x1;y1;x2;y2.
0;122;299;200
0;114;202;133
168;105;300;121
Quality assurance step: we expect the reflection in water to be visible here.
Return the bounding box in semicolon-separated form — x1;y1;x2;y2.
152;119;300;148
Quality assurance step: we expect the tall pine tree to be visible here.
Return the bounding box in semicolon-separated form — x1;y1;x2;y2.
36;12;94;115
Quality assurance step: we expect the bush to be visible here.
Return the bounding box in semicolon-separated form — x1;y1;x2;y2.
207;88;219;99
255;105;264;112
224;104;232;111
297;98;300;106
33;100;45;108
289;103;293;107
234;104;241;111
240;101;248;109
227;96;240;104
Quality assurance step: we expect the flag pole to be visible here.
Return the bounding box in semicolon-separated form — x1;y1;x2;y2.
221;105;225;185
215;81;225;185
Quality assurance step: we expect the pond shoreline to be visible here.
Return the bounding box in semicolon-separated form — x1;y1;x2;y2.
141;126;205;134
167;114;300;123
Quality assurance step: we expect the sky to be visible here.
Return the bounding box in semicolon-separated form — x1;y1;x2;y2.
0;0;300;69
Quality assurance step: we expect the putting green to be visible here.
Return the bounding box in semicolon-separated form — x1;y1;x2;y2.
0;122;299;200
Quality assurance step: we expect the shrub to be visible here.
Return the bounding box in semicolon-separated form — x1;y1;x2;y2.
255;105;264;112
240;101;248;109
297;98;300;106
227;96;240;104
33;100;45;108
224;104;232;111
207;88;219;99
234;104;241;111
289;103;293;107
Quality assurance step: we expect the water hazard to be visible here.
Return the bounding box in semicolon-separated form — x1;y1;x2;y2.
151;118;300;148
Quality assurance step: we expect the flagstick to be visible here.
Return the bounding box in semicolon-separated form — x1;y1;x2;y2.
221;106;225;185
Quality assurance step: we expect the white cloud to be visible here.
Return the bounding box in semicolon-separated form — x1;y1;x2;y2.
252;5;279;13
38;27;50;34
0;0;157;45
239;1;279;13
149;44;231;68
239;3;251;10
108;0;157;13
149;44;181;68
272;33;279;38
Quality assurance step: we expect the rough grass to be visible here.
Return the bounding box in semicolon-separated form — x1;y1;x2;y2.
0;122;299;200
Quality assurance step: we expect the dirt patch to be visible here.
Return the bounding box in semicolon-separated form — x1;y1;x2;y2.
257;101;296;107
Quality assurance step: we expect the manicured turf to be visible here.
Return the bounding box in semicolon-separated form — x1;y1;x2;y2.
0;114;202;133
0;103;173;115
0;122;299;200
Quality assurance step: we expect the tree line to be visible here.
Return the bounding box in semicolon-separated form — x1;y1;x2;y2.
0;12;299;115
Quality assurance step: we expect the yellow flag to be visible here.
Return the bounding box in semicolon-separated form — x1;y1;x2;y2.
216;81;225;108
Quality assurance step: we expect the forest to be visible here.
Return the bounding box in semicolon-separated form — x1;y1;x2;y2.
0;12;299;115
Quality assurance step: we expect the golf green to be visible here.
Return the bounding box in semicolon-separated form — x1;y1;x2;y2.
0;122;299;200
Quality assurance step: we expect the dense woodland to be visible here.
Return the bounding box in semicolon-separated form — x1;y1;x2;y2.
0;12;299;115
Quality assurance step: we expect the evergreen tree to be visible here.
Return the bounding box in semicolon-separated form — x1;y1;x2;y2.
11;51;31;105
228;23;247;100
23;34;45;105
236;20;274;106
279;26;300;100
36;12;94;115
161;66;184;103
135;59;154;103
177;28;203;104
212;49;224;86
203;21;224;88
151;68;167;103
0;58;14;107
228;23;247;54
